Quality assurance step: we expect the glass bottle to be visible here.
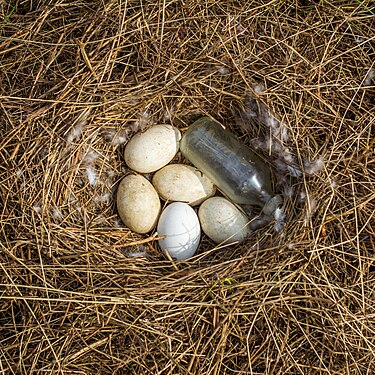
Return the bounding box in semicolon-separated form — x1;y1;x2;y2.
180;117;282;215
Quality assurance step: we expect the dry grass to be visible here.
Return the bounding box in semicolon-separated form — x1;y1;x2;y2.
0;0;374;374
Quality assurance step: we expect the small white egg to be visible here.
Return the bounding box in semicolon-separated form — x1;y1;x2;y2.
198;197;250;244
157;202;201;261
117;174;161;234
152;164;215;205
124;125;181;173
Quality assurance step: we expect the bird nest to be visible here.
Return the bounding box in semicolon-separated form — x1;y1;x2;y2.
1;1;374;374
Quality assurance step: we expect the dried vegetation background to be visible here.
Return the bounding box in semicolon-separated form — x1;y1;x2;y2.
0;0;374;374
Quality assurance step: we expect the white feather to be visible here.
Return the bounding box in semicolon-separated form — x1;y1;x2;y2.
83;149;99;164
86;167;97;186
94;192;111;203
131;110;154;133
274;207;285;232
304;156;325;175
128;251;147;258
52;208;63;220
66;109;91;142
33;203;42;213
218;66;229;75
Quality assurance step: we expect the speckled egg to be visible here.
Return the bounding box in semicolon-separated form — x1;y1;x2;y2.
198;197;250;244
116;174;161;234
124;125;181;173
157;202;201;261
152;164;215;205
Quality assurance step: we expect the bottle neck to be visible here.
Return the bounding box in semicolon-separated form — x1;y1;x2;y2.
262;195;283;216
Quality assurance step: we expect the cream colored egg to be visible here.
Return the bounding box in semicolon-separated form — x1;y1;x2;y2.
124;125;181;173
116;174;161;234
198;197;250;244
152;164;215;205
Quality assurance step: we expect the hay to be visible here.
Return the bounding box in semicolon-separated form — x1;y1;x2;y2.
1;0;374;373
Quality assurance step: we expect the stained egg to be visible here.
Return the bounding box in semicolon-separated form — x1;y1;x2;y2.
124;125;181;173
152;164;215;205
198;197;250;244
157;202;201;261
116;174;161;234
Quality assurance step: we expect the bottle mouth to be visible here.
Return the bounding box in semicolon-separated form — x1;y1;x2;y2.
262;195;283;216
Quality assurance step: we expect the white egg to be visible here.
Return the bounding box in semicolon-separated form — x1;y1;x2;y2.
124;125;181;173
198;197;250;244
152;164;215;205
116;174;161;234
157;202;201;261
